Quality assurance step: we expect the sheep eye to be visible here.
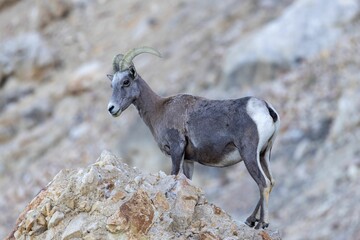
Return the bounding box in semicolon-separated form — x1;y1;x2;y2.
123;80;130;86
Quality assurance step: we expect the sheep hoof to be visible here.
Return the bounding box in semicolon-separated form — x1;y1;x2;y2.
255;222;269;229
245;217;257;227
245;220;255;227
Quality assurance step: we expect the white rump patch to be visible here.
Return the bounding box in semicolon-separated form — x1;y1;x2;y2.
246;98;276;185
246;98;275;151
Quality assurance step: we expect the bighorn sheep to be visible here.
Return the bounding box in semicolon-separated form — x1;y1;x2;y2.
107;47;280;229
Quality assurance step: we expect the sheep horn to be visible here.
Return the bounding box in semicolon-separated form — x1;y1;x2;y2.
112;54;123;72
119;47;162;71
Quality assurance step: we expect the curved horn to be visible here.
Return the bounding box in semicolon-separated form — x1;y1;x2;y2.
119;47;161;71
112;54;123;72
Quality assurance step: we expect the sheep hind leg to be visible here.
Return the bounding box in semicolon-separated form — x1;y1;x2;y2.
260;145;275;192
252;145;276;229
254;184;271;229
245;185;271;229
246;146;275;227
240;143;271;229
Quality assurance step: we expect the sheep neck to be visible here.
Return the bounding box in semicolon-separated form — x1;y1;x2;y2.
133;77;163;131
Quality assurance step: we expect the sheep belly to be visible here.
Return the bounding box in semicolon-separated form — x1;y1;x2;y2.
204;149;242;167
185;138;242;167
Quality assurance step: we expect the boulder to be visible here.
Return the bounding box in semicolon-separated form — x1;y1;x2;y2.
224;0;359;87
7;151;281;240
0;32;57;85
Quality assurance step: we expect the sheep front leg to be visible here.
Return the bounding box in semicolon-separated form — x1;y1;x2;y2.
245;200;261;227
170;146;184;175
183;160;194;179
165;129;185;176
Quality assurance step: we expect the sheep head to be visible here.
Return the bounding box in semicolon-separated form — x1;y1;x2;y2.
107;47;161;117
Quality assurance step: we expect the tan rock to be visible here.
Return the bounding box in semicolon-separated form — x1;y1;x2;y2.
7;151;281;240
199;231;221;240
109;191;126;202
62;214;85;240
24;210;38;232
153;192;170;211
48;211;64;228
171;177;200;231
63;198;75;210
106;189;154;237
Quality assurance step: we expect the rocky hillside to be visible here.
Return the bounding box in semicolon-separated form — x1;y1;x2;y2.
1;0;360;239
7;151;281;240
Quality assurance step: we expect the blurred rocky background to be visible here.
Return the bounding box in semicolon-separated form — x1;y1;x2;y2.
0;0;359;239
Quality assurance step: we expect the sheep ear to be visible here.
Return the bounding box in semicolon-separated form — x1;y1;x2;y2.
129;65;137;79
107;74;113;81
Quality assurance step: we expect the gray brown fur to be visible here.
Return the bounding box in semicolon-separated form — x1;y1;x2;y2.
107;64;280;229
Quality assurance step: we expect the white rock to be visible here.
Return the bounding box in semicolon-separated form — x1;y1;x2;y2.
82;167;98;185
158;171;167;178
134;175;143;185
124;184;134;193
48;211;64;228
0;32;57;81
61;214;85;240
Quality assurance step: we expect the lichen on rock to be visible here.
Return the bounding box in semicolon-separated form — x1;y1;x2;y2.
7;150;281;240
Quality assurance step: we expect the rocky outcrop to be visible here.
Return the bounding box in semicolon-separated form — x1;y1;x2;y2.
7;151;281;240
224;0;359;87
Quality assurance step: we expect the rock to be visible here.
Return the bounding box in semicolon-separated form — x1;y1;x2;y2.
48;211;64;228
329;89;360;139
7;151;281;240
22;100;53;129
0;32;57;84
62;214;85;240
224;0;359;87
171;178;200;232
0;0;19;11
65;61;103;95
0;122;17;143
106;189;154;235
0;83;34;113
34;0;72;29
